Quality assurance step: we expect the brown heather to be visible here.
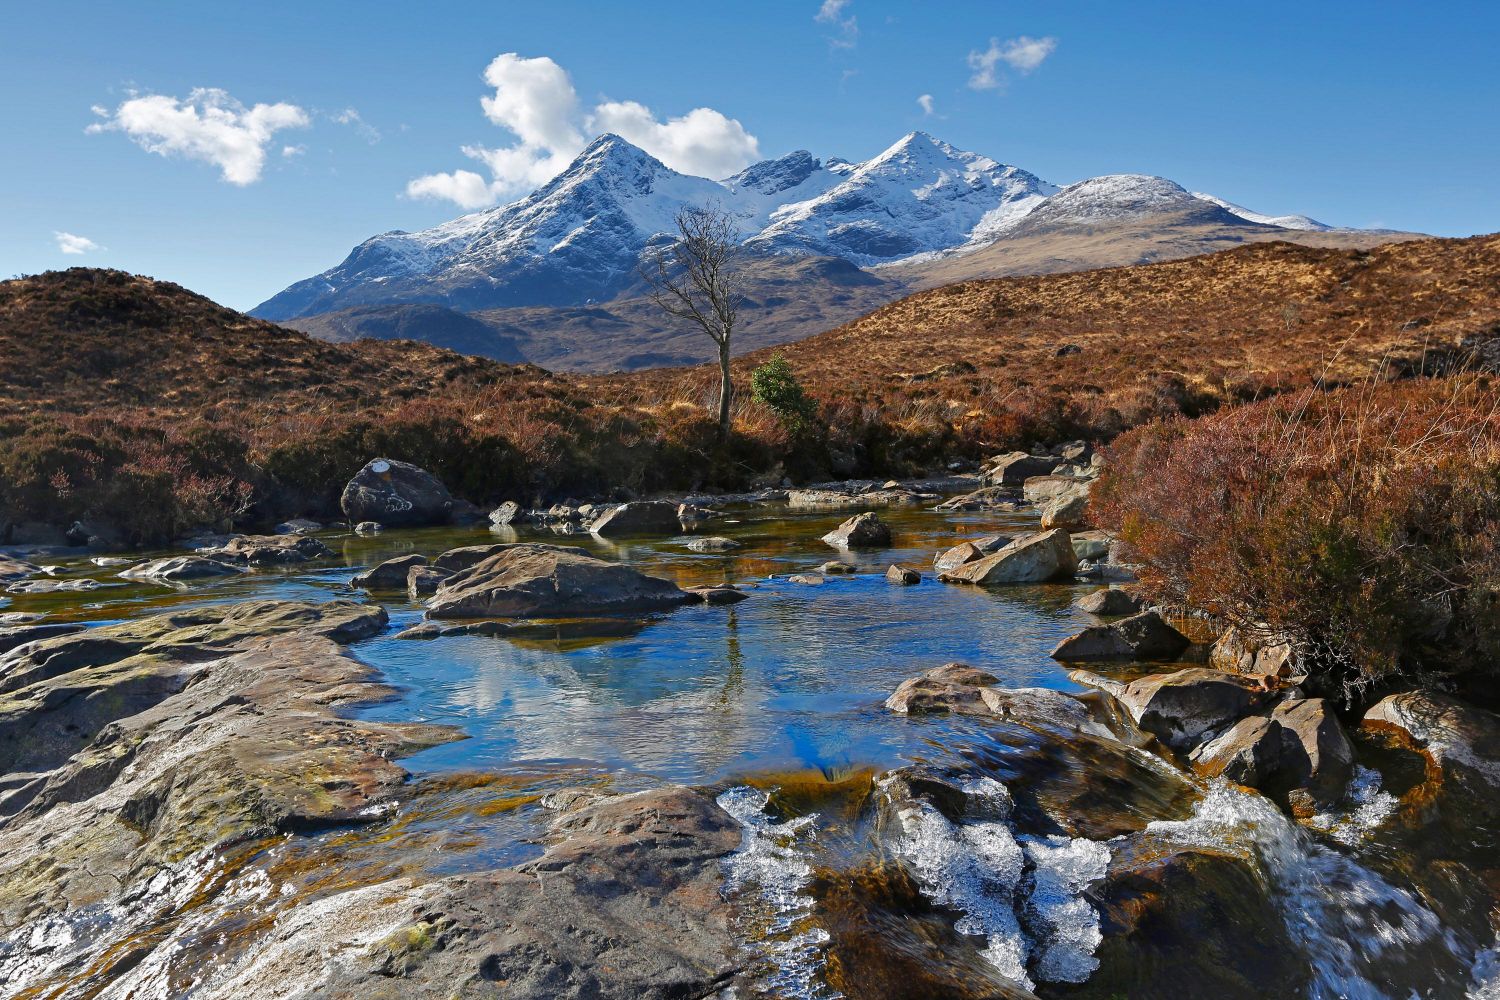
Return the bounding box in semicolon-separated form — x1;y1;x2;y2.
1;234;1498;544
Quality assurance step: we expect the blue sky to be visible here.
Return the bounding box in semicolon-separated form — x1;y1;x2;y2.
3;0;1497;310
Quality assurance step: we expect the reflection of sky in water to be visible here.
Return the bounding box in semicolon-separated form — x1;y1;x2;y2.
355;502;1098;785
12;500;1100;785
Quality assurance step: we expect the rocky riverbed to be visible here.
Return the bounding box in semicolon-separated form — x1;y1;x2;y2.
0;484;1496;999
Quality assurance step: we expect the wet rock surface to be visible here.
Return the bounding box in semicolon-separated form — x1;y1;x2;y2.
352;552;429;589
1050;610;1190;662
201;534;334;565
120;555;245;581
940;529;1077;585
822;511;892;549
589;500;684;537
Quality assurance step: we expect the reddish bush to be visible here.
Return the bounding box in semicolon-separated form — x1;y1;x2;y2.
1093;376;1500;703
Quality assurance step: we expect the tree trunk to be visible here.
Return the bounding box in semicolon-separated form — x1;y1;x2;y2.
716;338;733;441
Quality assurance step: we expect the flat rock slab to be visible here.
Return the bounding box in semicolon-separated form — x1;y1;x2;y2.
202;535;333;565
685;536;741;552
427;544;689;619
120;556;245;582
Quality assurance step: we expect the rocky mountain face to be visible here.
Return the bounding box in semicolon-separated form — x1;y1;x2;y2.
254;131;1389;371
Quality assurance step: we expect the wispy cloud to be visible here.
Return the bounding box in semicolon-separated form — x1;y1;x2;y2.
88;88;309;184
333;107;381;144
407;53;760;209
917;93;935;116
54;231;102;255
968;35;1057;91
815;0;859;49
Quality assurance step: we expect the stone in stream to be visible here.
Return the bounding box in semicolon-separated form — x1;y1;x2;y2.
340;457;454;528
119;556;245;582
820;560;857;574
1022;474;1091;504
1210;625;1301;679
1079;667;1273;750
1082;839;1310;998
1073;587;1143;617
588;500;683;537
982;451;1063;486
1189;698;1353;808
5;578;101;594
685;536;741;552
200;534;333;566
686;585;749;605
426;544;689;619
431;543;515;573
939;529;1076;585
1039;490;1090;530
933;534;1011;571
822;511;892;549
0;557;41;583
274;518;322;535
354;520;384;535
788;574;826;586
1070;529;1115;562
885;565;921;585
1050;610;1190;662
352;553;428;590
407;565;452;599
933;486;1020;512
489;500;524;526
1363;691;1500;826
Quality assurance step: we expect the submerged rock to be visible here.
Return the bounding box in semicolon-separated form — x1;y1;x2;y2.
202;534;333;566
426;544;689;619
120;555;245;582
352;553;428;590
686;535;741;552
341;457;454;528
940;529;1076;585
823;511;892;549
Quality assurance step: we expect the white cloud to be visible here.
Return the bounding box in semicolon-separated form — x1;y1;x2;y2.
88;87;309;185
54;231;101;255
282;144;306;157
917;93;935;116
815;0;858;48
405;169;496;210
408;53;760;209
589;102;759;180
334;107;381;144
968;35;1057;90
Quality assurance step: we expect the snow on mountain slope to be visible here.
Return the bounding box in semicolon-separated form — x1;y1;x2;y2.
718;150;845;233
1191;192;1331;231
1000;174;1250;235
256;134;728;319
747;132;1056;265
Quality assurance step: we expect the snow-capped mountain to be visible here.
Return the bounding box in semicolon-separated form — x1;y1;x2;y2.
747;132;1056;264
254;131;1352;325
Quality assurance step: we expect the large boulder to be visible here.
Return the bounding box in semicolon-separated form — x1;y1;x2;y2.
352;553;428;590
120;556;245;582
822;511;892;549
340;458;454;528
934;534;1012;571
1070;529;1114;562
885;662;1000;715
1363;691;1500;826
1099;667;1272;750
589;501;683;537
1050;610;1190;662
939;529;1076;585
432;543;514;573
1022;474;1091;504
427;544;690;619
1210;626;1301;679
1269;697;1355;803
1039;490;1090;530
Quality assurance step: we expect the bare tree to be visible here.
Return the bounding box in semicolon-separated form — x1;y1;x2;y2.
643;205;744;440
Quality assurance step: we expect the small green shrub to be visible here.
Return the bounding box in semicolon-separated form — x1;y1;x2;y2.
751;354;818;437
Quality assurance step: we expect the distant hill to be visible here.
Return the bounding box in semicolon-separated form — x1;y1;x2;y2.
0;269;529;417
282;302;527;363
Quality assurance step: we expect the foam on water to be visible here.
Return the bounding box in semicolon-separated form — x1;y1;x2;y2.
718;786;839;1000
888;777;1109;991
1305;764;1399;845
1147;780;1453;999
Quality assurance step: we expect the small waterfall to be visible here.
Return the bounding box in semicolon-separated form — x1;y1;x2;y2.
1146;780;1455;1000
886;775;1110;992
718;786;840;1000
